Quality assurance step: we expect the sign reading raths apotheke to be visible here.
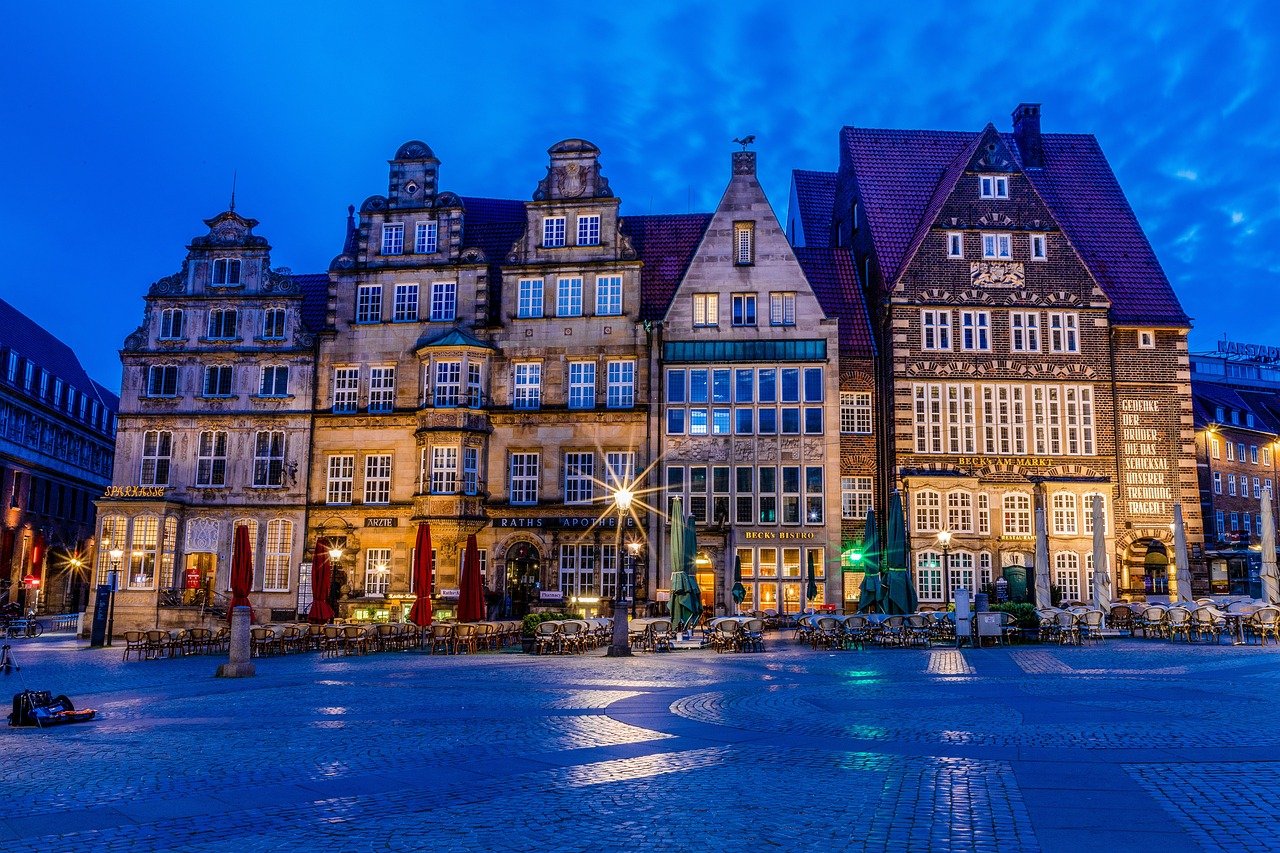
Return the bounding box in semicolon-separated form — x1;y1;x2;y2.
495;516;638;530
102;485;166;499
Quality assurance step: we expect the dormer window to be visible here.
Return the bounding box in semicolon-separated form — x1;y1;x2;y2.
982;233;1012;260
979;175;1009;199
946;232;964;258
576;215;600;246
734;222;755;265
1030;233;1047;261
211;258;241;287
543;217;566;248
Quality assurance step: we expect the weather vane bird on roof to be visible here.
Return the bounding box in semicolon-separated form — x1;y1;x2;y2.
733;135;755;150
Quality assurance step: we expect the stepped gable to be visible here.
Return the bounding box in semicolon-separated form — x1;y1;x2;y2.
793;247;876;358
620;213;712;321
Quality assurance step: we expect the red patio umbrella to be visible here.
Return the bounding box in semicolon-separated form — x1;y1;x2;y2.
457;534;484;622
408;523;434;627
228;524;254;622
307;537;335;623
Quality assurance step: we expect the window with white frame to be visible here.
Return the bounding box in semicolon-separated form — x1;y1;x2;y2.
253;430;286;487
1048;313;1079;353
431;446;457;494
259;365;289;397
915;490;941;532
513;363;541;409
557;278;583;317
979;175;1009;199
369;366;395;413
128;514;159;589
599;544;622;599
1252;445;1260;464
692;293;718;327
429;282;456;322
1010;312;1040;352
922;310;951;350
1003;493;1032;535
731;293;757;326
212;258;242;286
326;455;354;504
332;367;359;413
203;365;233;397
1055;552;1081;602
196;430;227;487
1229;474;1237;496
1031;233;1047;260
434;361;462;408
356;285;382;323
769;292;797;326
264;519;292;592
1213;472;1222;494
1138;329;1155;349
463;446;480;495
381;223;404;255
982;233;1012;259
915;552;943;601
977;494;990;535
979;552;993;587
1263;447;1272;466
577;215;601;246
364;454;392;504
1052;493;1078;534
393;284;419;322
842;476;872;520
961;311;990;351
415;221;438;254
564;452;594;504
606;360;634;409
159;308;184;339
517;278;544;318
948;552;975;597
207;309;238;339
1226;442;1235;461
734;222;755;265
1255;476;1263;498
604;451;635;491
257;307;285;339
913;383;978;454
140;431;172;486
946;491;973;532
543;217;566;247
467;363;483;407
947;231;964;258
595;275;622;315
365;549;391;596
559;544;596;595
509;453;539;504
568;362;596;409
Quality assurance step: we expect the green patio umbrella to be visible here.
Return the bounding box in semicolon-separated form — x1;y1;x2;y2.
857;508;883;613
806;549;819;603
683;512;703;627
731;551;745;607
884;492;918;614
668;497;694;629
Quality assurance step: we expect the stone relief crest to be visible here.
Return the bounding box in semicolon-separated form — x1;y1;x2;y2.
185;517;221;553
556;163;587;198
971;261;1025;288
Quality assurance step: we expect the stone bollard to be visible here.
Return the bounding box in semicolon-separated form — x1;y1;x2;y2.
215;606;256;678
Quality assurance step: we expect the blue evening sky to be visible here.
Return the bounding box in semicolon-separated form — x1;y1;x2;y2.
2;1;1276;389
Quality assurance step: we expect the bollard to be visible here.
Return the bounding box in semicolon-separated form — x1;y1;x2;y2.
215;606;256;678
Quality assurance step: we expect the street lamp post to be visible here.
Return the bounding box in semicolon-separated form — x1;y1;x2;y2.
937;530;952;605
107;546;123;645
607;486;634;657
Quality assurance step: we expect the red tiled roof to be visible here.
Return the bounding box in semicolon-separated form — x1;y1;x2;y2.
793;247;876;358
621;213;713;321
291;273;331;333
790;170;837;248
838;126;1189;327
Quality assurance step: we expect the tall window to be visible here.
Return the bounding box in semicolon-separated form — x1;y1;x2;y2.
203;365;233;397
393;284;419;322
211;258;242;286
253;431;286;487
259;365;289;397
922;310;951;350
365;549;392;595
128;515;159;589
381;223;404;255
434;361;462;407
207;309;238;339
577;215;600;246
839;391;872;434
1003;493;1032;535
1048;313;1079;353
513;363;541;409
769;292;796;326
430;282;456;321
414;221;438;254
841;476;872;520
369;367;395;413
509;453;539;504
326;455;354;504
595;275;622;315
332;367;359;413
947;232;964;258
146;365;178;397
1030;233;1047;260
914;490;941;532
1010;312;1040;352
140;430;172;486
961;311;990;351
559;545;596;595
978;175;1009;198
605;452;635;491
947;491;973;532
264;519;292;592
1054;553;1081;602
159;308;184;339
732;293;757;326
982;233;1012;259
915;553;943;602
542;217;566;247
1051;493;1078;534
517;279;544;318
196;430;227;487
356;285;382;323
564;452;594;504
606;361;634;409
977;494;990;535
557;278;583;317
462;447;479;495
734;222;754;265
692;293;718;327
364;455;392;504
431;446;458;494
568;362;596;409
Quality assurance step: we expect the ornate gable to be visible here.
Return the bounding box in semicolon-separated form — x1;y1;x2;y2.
968;124;1018;173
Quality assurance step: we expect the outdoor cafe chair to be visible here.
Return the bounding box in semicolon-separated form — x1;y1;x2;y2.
904;614;933;647
143;629;172;660
628;618;651;651
1077;609;1105;644
561;620;590;654
879;615;906;647
995;611;1021;645
742;618;766;652
1190;607;1226;644
1165;607;1194;643
1138;606;1169;639
533;621;560;655
250;626;282;657
1246;607;1280;645
648;619;674;652
183;627;214;655
451;623;479;655
122;630;147;661
1052;610;1081;646
428;623;454;655
1035;610;1061;643
812;616;841;650
1108;604;1135;635
712;619;743;653
840;614;872;649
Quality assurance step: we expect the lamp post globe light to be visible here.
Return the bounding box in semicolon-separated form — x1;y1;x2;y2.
937;530;952;605
607;485;634;657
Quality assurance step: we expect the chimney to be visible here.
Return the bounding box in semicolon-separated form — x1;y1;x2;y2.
732;150;756;176
1013;103;1043;169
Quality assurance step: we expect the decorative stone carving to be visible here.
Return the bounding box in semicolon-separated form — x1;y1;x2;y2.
971;261;1025;288
780;438;801;460
733;442;756;462
803;438;823;460
758;444;778;462
148;270;186;296
186;517;221;553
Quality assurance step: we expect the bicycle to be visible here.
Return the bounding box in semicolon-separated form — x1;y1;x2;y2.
3;616;43;639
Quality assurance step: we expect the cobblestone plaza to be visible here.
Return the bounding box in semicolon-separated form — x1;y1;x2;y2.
4;638;1277;852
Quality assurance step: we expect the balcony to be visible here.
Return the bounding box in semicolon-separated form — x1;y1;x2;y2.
413;494;487;521
415;406;491;434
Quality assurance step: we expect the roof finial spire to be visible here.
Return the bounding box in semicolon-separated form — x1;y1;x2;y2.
229;170;237;212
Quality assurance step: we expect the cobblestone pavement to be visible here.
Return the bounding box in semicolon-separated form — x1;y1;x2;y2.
3;635;1279;852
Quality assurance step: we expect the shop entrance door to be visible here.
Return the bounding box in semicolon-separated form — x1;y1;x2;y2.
183;553;217;605
504;543;541;618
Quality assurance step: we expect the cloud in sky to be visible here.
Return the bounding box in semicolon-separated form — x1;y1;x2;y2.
1;0;1276;385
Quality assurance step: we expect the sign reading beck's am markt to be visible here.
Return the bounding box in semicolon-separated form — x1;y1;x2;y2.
1120;398;1173;518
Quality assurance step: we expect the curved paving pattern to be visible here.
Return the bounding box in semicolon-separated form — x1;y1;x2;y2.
3;636;1279;851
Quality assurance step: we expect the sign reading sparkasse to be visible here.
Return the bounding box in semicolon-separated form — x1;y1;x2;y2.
102;486;166;498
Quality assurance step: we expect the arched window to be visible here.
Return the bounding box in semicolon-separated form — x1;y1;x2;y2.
1003;493;1031;535
1052;493;1078;535
1054;552;1081;602
915;490;941;532
915;551;943;601
231;519;259;591
264;519;293;592
97;515;127;584
946;491;973;532
128;514;159;590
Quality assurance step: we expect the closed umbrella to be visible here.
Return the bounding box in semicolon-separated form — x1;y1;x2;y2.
668;497;691;628
1261;490;1279;604
857;508;882;613
731;552;745;609
457;534;485;622
1034;505;1051;608
884;492;917;614
1172;503;1193;602
725;526;738;614
805;549;819;604
229;524;253;622
1091;500;1112;612
408;523;434;627
683;513;703;626
307;538;335;623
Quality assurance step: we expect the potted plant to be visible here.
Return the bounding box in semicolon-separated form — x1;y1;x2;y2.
520;611;570;653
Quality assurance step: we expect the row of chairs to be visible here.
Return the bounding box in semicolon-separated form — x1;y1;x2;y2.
629;618;676;652
707;618;766;653
795;613;982;650
1035;609;1106;645
121;628;228;660
1118;604;1280;644
531;618;614;655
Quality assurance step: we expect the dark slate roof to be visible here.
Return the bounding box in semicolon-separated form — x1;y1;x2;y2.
460;196;527;325
414;326;494;351
790;169;837;248
1192;381;1280;432
793;247;876;358
292;273;331;333
0;297;119;411
838;126;1189;327
620;213;712;321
